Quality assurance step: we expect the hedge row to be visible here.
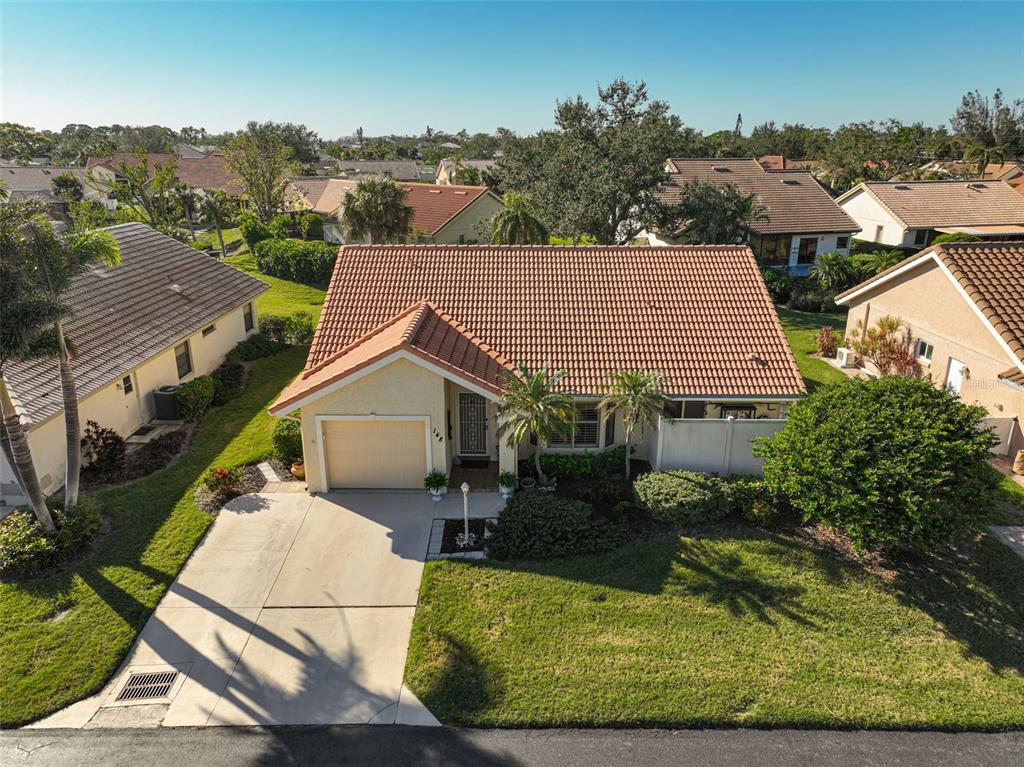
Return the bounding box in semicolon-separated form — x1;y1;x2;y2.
253;238;336;287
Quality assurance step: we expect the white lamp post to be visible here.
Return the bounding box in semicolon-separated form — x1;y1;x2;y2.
460;481;470;540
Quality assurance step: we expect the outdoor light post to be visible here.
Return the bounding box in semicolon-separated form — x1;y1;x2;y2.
461;481;470;539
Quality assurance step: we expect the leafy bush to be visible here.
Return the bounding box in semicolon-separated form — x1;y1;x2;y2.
484;491;625;560
203;466;242;496
298;212;324;240
211;361;246;405
226;333;283;362
761;268;793;304
253;238;337;287
755;376;1000;553
723;475;789;528
816;326;838;357
175;375;215;421
123;429;188;480
80;420;127;482
239;211;274;249
283;312;315;345
633;470;729;525
787;281;840;313
539;446;627;480
270;213;293;238
272;418;303;464
0;497;101;579
498;470;518;488
931;232;982;244
423;471;449;491
256;314;288;344
810;251;860;293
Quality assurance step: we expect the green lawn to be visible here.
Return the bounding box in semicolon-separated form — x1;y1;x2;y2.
776;306;850;391
0;347;307;728
405;526;1024;729
225;251;327;324
192;226;246;257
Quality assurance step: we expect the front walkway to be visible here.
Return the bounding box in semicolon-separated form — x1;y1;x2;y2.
30;491;500;729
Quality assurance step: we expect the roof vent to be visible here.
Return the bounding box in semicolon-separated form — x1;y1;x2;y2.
454;191;467;195
894;184;911;190
781;178;800;185
966;182;987;189
428;189;441;194
711;165;730;172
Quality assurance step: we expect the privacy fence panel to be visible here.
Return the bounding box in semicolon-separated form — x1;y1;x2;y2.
653;417;787;476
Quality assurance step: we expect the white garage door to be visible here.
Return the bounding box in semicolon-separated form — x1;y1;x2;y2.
323;419;427;489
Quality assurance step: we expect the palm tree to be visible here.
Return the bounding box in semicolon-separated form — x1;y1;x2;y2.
599;370;667;479
18;215;120;512
854;249;905;276
0;204;65;530
810;250;859;292
495;365;577;485
490;193;549;245
339;177;413;244
202;190;234;258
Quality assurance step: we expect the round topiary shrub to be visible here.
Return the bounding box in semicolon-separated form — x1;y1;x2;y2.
272;418;303;464
484;490;625;561
632;470;729;525
175;375;215;421
0;497;102;579
755;376;1000;553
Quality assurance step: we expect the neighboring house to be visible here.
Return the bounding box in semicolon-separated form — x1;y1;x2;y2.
0;223;267;505
174;142;210;159
0;165;112;214
756;156;820;173
835;241;1024;456
919;160;1024;197
288;179;505;244
836;179;1024;248
268;244;805;491
435;158;497;185
85;151;243;198
334;160;422;181
651;158;859;275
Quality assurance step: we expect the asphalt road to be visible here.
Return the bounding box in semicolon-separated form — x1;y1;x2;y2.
3;727;1022;767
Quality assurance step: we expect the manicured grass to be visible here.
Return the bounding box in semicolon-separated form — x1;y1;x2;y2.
405;526;1024;729
992;474;1024;524
776;306;850;391
225;251;327;324
0;347;307;727
192;226;246;257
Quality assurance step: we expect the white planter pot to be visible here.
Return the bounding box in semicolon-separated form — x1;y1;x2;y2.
429;489;443;501
499;485;515;499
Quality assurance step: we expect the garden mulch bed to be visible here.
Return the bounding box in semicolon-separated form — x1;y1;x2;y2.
194;465;267;514
441;518;486;553
268;457;299;482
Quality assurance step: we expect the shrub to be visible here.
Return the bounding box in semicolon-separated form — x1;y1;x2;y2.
0;497;101;579
931;232;982;244
723;475;789;527
239;211;274;249
203;466;242;496
498;470;518;489
633;470;729;525
175;375;215;421
816;326;838;357
755;376;1001;553
80;420;127;482
123;429;188;480
270;213;293;238
787;280;840;313
423;471;448;491
211;361;245;405
272;418;303;464
255;314;288;344
226;333;283;362
484;491;625;560
253;238;337;287
298;212;324;240
810;251;859;293
283;312;314;345
761;268;793;304
539;446;627;480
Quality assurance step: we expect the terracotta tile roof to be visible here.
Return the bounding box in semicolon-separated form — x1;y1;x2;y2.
272;301;513;412
287;180;494;235
297;244;805;400
836;241;1024;370
756;156;819;172
838;180;1024;228
86;152;242;195
659;158;856;235
5;223;267;426
1000;367;1024;389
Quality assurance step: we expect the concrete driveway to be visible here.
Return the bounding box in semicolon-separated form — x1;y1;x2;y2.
32;491;453;729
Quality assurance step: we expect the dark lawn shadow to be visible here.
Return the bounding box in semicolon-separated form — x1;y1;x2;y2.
406;631;505;725
889;533;1024;675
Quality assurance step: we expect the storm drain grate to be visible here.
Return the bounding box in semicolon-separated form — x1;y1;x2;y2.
115;671;178;702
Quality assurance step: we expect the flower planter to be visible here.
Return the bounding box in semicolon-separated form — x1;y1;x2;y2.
290;462;305;480
520;477;536;490
499;484;516;500
1013;449;1024;476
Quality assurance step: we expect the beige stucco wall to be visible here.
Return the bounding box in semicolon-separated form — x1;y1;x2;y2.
842;259;1024;452
2;302;259;499
429;194;504;244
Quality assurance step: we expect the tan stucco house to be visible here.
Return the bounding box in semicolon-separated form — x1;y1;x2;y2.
0;223;267;505
288;179;505;245
835;241;1024;456
269;244;805;491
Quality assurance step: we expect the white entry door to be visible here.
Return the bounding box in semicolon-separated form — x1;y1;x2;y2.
945;358;966;395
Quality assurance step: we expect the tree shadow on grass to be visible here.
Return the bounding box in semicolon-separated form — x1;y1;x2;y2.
405;631;506;726
889;533;1024;676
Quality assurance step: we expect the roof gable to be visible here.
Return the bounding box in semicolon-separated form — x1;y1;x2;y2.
303;244;806;399
838;180;1024;228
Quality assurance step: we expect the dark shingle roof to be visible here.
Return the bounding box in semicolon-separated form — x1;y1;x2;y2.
658;158;858;235
6;223;267;425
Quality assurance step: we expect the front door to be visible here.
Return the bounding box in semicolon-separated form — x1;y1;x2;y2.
945;358;966;395
459;392;488;455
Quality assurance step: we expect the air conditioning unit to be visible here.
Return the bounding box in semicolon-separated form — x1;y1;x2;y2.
836;347;855;368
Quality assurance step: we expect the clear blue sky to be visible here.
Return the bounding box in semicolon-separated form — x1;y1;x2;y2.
2;1;1021;138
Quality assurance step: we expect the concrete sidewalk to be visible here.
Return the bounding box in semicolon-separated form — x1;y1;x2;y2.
29;492;447;729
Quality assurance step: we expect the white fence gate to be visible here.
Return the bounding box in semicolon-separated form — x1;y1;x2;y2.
652;416;786;476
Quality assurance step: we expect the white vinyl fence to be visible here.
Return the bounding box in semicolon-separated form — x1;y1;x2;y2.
980;416;1019;456
652;416;786;476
